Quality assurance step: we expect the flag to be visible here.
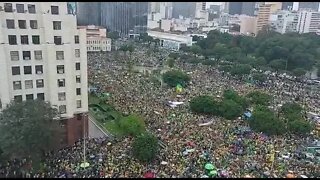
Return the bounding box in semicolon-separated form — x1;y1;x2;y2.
176;84;183;93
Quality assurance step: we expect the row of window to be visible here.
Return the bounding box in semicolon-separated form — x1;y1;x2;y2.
11;63;81;76
14;93;44;103
87;40;110;44
57;88;82;101
13;79;44;90
8;35;40;45
9;49;80;61
4;3;59;15
8;35;79;45
87;46;108;51
4;3;36;13
13;78;81;90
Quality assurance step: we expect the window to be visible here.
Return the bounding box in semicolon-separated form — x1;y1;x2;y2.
18;20;27;29
54;36;62;45
56;51;64;60
26;94;34;101
4;3;13;12
24;66;32;75
59;105;66;114
16;4;25;13
25;80;33;89
75;35;79;44
36;79;44;88
14;95;22;102
23;51;31;60
57;65;65;74
32;35;40;44
51;6;59;15
76;88;81;95
12;66;20;75
6;19;15;29
34;51;42;60
58;79;65;87
30;20;37;29
35;65;43;74
8;35;17;45
75;49;80;57
75;62;80;70
58;92;66;101
76;100;82;108
10;51;19;61
37;93;45;101
13;81;22;90
21;35;29;45
28;4;36;13
53;21;61;30
76;75;81;83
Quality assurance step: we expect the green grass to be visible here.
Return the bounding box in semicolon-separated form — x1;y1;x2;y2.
89;94;124;137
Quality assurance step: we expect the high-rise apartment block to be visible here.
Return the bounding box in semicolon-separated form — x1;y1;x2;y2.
298;2;320;11
0;2;88;145
256;3;281;33
269;9;320;34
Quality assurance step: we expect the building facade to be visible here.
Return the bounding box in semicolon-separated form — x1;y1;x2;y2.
269;10;298;34
296;10;320;34
0;2;88;146
298;2;320;11
172;2;197;19
256;3;281;33
240;15;257;35
76;2;101;26
78;25;111;52
281;2;293;10
147;30;193;51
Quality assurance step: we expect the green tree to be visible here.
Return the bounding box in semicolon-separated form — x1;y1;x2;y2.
118;114;146;137
223;89;249;109
108;31;120;40
292;68;306;77
162;70;190;87
132;133;159;162
252;72;267;83
280;102;303;118
190;45;202;55
0;100;63;161
246;91;271;106
230;64;252;77
287;120;312;135
219;99;242;120
167;58;175;68
190;96;219;115
269;59;287;71
249;105;286;135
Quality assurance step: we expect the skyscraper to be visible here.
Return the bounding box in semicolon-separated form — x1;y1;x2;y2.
76;2;101;26
172;2;197;18
281;2;293;10
228;2;242;15
0;2;89;146
298;2;320;11
242;2;259;16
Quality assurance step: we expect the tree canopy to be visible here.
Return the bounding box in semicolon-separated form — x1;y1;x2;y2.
187;30;320;75
0;100;63;161
162;70;190;87
246;91;271;106
118;114;146;137
189;95;219;115
132;133;159;163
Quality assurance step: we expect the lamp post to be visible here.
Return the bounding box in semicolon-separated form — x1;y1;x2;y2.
80;113;90;168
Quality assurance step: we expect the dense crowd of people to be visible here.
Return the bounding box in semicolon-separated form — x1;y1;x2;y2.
1;42;320;178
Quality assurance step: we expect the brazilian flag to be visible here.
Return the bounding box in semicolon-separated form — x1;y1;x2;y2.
176;84;183;93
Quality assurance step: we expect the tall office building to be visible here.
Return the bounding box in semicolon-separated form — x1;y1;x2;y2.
76;2;101;26
256;3;281;33
172;2;197;19
298;2;320;11
242;2;259;16
269;10;298;34
281;2;293;10
0;2;89;145
297;10;320;33
131;2;148;34
228;2;242;15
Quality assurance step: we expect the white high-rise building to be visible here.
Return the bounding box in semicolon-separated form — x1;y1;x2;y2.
269;10;298;34
296;10;320;34
0;2;88;145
